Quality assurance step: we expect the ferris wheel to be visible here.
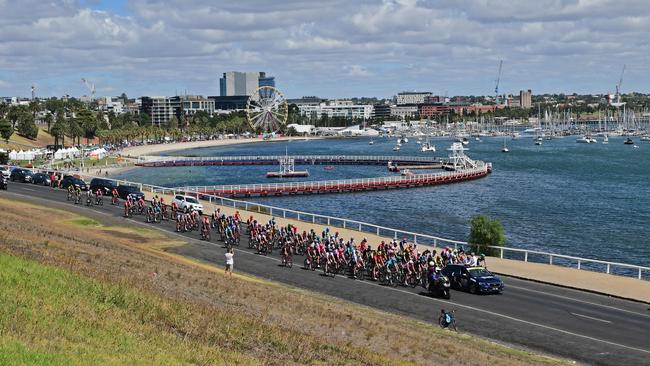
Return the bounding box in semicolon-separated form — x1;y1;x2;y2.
246;86;288;132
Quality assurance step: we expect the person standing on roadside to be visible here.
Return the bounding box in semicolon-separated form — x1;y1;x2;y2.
225;248;234;277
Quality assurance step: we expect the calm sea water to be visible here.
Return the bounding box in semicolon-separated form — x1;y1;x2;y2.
115;136;650;267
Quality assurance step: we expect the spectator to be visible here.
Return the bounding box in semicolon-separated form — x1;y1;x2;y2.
225;248;234;277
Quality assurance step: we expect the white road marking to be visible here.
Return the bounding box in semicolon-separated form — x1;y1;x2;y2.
507;284;650;319
8;189;650;356
570;312;612;324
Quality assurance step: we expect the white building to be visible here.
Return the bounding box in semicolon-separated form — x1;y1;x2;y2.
99;96;124;114
179;95;215;115
390;105;418;120
396;92;432;105
298;101;373;120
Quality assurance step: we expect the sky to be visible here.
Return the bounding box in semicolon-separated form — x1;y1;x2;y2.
1;0;649;99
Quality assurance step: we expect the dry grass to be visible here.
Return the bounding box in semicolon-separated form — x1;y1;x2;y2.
0;197;569;366
0;128;54;151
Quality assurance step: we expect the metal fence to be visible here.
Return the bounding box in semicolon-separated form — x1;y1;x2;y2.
138;154;441;163
23;165;650;281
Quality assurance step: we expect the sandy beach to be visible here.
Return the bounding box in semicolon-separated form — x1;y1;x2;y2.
121;136;323;157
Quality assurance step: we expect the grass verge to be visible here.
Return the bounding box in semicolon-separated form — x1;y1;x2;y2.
0;196;570;366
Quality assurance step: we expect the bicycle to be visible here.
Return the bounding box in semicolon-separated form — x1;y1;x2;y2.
281;252;293;268
439;310;457;331
95;195;103;206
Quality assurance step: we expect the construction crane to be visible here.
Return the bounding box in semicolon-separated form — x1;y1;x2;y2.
494;60;503;105
31;85;36;101
610;65;626;107
81;78;96;101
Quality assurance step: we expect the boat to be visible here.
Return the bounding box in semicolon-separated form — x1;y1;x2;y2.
421;142;435;152
392;144;401;151
501;137;509;153
368;138;374;145
400;169;415;176
640;135;650;141
576;136;591;143
602;135;609;144
267;151;309;178
534;136;543;146
387;161;400;172
624;137;634;145
323;166;335;171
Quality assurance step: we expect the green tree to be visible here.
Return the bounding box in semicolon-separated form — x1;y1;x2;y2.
50;114;67;147
76;108;97;144
467;215;506;257
17;113;39;139
138;113;151;127
0;118;13;142
44;113;53;132
68;118;83;146
167;115;179;130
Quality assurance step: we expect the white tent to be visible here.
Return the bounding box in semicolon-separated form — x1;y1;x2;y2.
8;150;17;160
89;148;106;159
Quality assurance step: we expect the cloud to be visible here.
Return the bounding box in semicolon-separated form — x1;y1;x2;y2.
345;65;373;77
0;0;649;98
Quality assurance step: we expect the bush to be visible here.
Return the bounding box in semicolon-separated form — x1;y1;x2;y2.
468;215;505;257
0;152;8;165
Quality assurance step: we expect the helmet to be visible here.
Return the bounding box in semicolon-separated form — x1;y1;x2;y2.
428;261;434;267
435;267;441;272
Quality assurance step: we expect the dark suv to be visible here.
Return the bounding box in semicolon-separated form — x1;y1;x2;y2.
442;264;504;294
61;175;88;190
10;169;34;183
90;178;118;195
116;185;145;200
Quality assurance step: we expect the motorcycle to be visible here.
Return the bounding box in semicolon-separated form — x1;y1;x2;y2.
428;275;451;299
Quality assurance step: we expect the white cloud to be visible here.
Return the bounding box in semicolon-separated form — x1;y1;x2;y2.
0;0;649;98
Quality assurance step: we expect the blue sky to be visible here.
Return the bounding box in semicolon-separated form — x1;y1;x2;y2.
1;0;649;99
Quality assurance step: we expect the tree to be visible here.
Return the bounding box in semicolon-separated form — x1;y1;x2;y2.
68;118;83;146
50;114;67;147
44;113;53;132
468;215;505;257
0;118;13;142
17;112;39;139
76;108;97;145
167;115;179;130
138;113;151;127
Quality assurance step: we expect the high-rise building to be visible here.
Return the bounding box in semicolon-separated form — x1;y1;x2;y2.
520;89;532;109
140;96;178;126
219;71;275;96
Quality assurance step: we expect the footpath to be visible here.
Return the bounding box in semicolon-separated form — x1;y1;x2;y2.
139;188;650;304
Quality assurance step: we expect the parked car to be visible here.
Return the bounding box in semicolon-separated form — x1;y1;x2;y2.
61;175;88;191
90;178;118;195
31;172;52;186
172;195;203;214
116;185;145;201
441;265;504;294
10;169;34;183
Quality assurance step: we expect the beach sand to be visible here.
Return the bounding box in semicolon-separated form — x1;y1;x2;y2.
121;136;323;157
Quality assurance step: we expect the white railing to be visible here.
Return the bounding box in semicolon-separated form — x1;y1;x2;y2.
175;165;488;193
138;154;441;164
24;165;650;282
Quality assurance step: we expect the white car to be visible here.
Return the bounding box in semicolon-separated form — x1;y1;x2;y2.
172;195;203;214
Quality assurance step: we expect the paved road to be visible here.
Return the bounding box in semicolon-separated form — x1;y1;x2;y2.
4;182;650;366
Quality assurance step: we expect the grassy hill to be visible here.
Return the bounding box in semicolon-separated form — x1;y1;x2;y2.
0;197;568;366
0;128;55;151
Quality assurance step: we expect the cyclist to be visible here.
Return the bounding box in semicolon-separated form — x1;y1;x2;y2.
111;187;119;205
95;188;103;205
74;186;82;204
67;185;75;200
136;196;145;213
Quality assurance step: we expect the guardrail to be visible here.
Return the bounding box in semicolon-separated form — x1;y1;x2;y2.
21;166;650;282
175;165;488;193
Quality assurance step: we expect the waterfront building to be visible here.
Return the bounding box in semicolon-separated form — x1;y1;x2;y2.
219;71;275;96
140;96;177;126
178;95;215;116
298;101;373;120
520;89;532;109
390;104;418;120
372;104;391;119
98;96;124;114
208;95;249;111
396;91;432;105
